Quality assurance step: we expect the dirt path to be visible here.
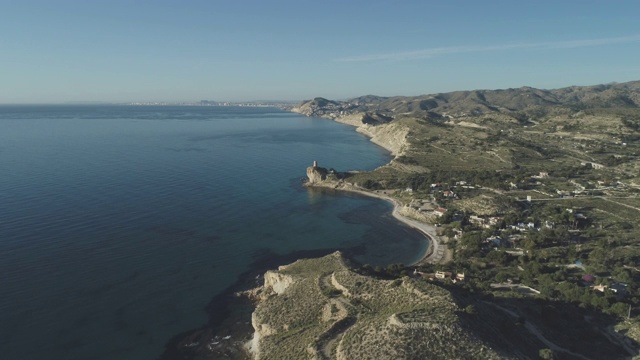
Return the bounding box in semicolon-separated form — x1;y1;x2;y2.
317;273;356;359
599;196;640;213
487;150;511;165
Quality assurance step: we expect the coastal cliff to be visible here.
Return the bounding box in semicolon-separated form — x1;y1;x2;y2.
354;121;409;157
306;161;328;184
291;100;410;158
246;252;508;360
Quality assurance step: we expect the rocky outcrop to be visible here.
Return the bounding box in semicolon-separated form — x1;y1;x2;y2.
263;271;293;296
306;161;329;184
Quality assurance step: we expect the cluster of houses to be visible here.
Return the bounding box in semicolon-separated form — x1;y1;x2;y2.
432;208;448;217
480;234;527;251
581;273;628;298
430;182;467;198
413;269;466;284
508;222;537;232
523;169;627;198
403;180;485;219
469;215;502;228
531;171;550;179
407;169;626;212
475;208;584;235
499;168;629;200
405;198;450;219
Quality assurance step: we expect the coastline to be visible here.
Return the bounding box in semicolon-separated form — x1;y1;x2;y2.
297;109;450;265
162;109;451;359
306;181;449;265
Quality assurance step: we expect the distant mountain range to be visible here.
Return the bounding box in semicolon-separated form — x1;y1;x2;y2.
292;80;640;121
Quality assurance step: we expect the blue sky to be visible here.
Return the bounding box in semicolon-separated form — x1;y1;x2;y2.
1;0;639;103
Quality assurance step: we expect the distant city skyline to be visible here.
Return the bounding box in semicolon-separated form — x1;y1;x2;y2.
2;0;640;104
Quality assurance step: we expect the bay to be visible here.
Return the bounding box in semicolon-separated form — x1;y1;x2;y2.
0;105;427;359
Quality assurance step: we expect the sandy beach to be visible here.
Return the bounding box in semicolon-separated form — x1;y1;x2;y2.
308;183;450;265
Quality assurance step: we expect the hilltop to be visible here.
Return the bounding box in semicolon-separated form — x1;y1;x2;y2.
247;252;504;359
247;252;634;359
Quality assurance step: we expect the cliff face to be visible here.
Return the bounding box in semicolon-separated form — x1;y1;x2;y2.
306;162;328;184
262;271;293;295
291;106;410;159
355;122;409;157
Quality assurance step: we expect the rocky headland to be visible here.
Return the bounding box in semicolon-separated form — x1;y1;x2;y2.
245;252;506;360
306;161;329;184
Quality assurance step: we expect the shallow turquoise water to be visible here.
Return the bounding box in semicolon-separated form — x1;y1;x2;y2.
0;105;427;359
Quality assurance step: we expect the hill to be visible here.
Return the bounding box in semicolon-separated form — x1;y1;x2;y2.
247;252;633;359
293;81;640;120
291;80;640;178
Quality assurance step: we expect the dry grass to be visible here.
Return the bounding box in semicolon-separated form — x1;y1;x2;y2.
251;253;505;359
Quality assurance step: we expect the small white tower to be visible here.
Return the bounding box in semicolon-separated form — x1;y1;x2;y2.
313;160;318;167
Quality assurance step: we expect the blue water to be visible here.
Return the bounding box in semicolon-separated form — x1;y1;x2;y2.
0;105;427;359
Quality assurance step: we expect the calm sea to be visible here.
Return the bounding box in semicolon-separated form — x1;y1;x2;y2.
0;105;427;359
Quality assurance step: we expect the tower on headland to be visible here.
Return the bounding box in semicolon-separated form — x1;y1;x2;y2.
306;160;328;184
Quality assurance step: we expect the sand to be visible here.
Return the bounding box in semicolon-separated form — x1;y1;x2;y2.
309;183;450;265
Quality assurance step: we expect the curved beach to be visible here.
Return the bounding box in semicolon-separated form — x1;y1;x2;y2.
307;183;449;265
298;110;451;265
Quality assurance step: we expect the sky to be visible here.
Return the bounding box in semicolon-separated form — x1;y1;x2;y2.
1;0;640;103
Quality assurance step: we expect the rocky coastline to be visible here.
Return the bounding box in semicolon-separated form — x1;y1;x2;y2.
290;102;411;158
295;102;451;266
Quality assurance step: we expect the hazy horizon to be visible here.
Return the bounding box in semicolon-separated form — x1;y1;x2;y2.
2;0;640;104
1;77;639;106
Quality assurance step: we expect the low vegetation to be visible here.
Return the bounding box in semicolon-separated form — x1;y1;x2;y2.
285;80;640;358
250;252;637;359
